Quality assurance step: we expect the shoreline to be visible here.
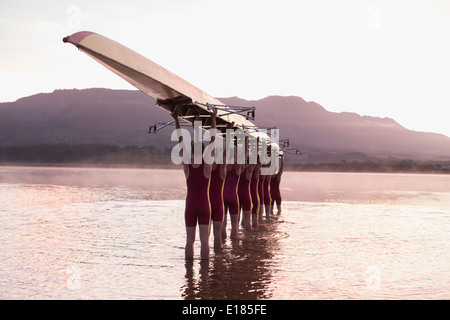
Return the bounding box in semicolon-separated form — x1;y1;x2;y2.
1;144;448;174
1;161;448;175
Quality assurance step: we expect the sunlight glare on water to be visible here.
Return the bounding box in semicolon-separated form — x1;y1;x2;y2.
0;167;449;299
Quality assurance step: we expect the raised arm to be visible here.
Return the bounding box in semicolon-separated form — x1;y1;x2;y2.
171;109;182;143
209;108;218;159
171;108;189;176
203;109;218;179
277;154;284;181
279;154;284;173
211;108;217;129
224;120;235;164
219;119;233;180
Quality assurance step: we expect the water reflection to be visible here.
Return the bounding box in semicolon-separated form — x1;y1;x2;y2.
182;221;282;300
1;166;449;299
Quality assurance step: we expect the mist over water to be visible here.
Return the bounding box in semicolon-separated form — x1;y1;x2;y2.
0;166;449;299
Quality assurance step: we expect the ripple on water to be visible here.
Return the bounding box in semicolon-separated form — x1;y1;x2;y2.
0;168;449;299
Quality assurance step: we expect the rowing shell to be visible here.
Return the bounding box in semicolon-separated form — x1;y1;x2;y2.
62;31;279;151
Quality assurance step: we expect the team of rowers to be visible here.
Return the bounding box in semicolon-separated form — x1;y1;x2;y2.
172;109;283;260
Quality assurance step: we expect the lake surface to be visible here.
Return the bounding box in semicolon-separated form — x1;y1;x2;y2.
0;166;449;299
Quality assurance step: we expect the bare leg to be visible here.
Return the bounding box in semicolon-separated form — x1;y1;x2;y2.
243;210;252;231
213;221;223;249
185;226;196;260
259;205;264;223
199;224;210;260
239;207;245;228
221;213;228;239
265;205;272;220
230;214;239;239
252;213;258;228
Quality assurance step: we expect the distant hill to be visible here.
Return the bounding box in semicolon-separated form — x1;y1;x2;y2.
220;96;450;161
1;88;450;162
0;88;169;149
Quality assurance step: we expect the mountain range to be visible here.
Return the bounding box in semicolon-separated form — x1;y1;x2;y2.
1;88;450;162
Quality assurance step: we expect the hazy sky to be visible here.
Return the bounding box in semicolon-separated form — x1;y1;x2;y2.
1;0;449;137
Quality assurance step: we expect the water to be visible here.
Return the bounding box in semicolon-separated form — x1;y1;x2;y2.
0;166;449;299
